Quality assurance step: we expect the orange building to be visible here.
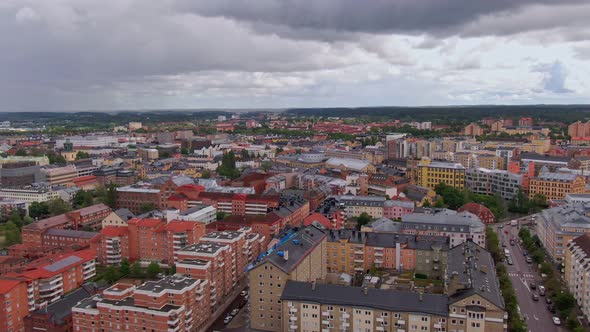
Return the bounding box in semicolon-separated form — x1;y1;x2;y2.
0;278;29;332
73;275;211;332
529;172;586;200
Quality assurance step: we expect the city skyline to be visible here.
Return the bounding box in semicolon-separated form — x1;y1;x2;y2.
1;0;589;111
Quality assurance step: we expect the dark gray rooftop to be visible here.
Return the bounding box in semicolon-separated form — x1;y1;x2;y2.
178;241;227;254
34;283;98;324
44;228;98;239
136;275;200;293
256;226;326;274
281;281;448;317
328;229;449;250
446;241;504;309
201;230;244;241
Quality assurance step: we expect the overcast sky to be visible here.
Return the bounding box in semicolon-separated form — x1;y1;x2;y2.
1;0;590;111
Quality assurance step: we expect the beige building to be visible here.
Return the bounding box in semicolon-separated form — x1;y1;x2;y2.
417;158;466;190
464;123;484;136
529;172;586;201
249;226;328;331
281;281;449;332
41;165;78;185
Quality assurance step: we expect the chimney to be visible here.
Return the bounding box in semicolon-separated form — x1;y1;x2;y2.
418;288;424;302
283;250;289;261
363;287;368;295
312;280;316;290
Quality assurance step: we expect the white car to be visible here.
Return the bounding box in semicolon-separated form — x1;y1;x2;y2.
231;308;239;316
552;317;561;325
240;290;248;296
223;315;233;325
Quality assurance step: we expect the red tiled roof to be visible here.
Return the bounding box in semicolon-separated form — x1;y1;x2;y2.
303;213;332;228
128;218;163;228
0;278;24;294
168;194;188;202
14;249;96;280
101;226;129;237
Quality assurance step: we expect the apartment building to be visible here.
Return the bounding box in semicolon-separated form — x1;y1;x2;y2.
464;122;484;136
197;192;281;215
446;241;507;332
465;168;522;200
417;158;465;190
529;172;586;200
1;249;96;314
281;281;449;332
565;233;590;321
116;175;195;213
536;203;590;262
400;209;486;247
72;275;211;332
452;152;504;170
22;204;111;247
383;199;414;219
326;230;449;279
96;218;205;265
249;226;327;331
175;242;232;305
0;278;29;332
334;195;386;218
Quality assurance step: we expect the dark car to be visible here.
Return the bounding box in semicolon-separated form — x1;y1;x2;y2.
530;283;537;290
545;297;552;305
532;294;539;301
526;257;533;264
523;250;528;256
547;304;556;313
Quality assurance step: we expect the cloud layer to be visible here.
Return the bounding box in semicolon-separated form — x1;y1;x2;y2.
0;0;589;111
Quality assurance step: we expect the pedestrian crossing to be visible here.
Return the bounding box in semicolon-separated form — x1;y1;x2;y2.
508;272;535;279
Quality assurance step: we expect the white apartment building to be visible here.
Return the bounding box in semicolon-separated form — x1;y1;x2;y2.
166;204;217;224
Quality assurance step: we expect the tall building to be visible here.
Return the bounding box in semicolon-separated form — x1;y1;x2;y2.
465;168;522;200
72;275;211;332
464;122;483;136
248;226;327;331
569;120;590;139
536;203;590;262
417;158;465;190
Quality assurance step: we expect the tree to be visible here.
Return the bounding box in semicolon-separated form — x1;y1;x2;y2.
356;212;372;230
554;292;575;317
104;266;119;284
139;203;156;214
76;151;90;160
200;169;211;179
3;221;21;246
47;198;71;216
130;261;143;278
8;210;24;228
29;201;49;220
15;149;27;156
105;184;118;208
146;261;161;278
217;151;241;179
216;211;229;221
421;200;431;208
119;259;130;277
46;152;67;165
261;160;273;171
180;147;189;155
275;147;284;154
434;183;466;210
73;190;94;208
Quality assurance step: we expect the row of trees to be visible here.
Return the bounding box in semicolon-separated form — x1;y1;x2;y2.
101;260;166;284
507;188;548;214
518;228;584;331
486;227;527;332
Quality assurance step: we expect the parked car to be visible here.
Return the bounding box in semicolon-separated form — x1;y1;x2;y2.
530;283;537;290
507;258;514;265
552;317;561;325
498;224;504;229
240;290;248;296
545;297;552;304
523;250;528;256
510;239;515;246
231;309;239;316
502;242;507;248
547;304;556;313
532;294;539;301
224;315;233;325
526;257;533;264
538;285;546;296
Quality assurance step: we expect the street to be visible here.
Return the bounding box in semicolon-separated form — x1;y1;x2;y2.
207;288;250;332
496;220;565;332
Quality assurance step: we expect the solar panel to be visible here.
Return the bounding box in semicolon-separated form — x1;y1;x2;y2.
44;256;83;272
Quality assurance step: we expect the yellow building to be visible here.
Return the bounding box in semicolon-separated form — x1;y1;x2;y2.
529;173;586;200
417;158;465;190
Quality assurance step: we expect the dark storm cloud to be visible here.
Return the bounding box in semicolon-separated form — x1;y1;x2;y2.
178;0;586;38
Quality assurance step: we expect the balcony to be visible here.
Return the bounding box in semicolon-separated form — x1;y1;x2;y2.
341;313;349;319
290;316;298;322
376;327;384;331
375;259;383;264
322;320;329;325
354;250;364;255
290;325;298;330
289;308;298;313
397;320;405;325
354;266;363;271
377;317;384;322
354;259;364;263
374;251;383;256
322;312;329;317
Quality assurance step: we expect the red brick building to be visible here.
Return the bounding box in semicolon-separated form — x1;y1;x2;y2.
0;278;29;332
21;204;111;247
73;275;211;332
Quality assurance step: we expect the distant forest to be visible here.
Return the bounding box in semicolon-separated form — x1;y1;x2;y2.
286;105;590;124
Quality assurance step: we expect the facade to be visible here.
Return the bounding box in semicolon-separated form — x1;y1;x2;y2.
249;226;327;331
282;281;449;332
568;120;590;138
0;278;29;332
334;195;386;218
536;203;590;262
22;204;111;247
465;168;522;200
0;187;60;203
417;159;465;190
464;122;484;136
529;172;586;200
565;233;590;322
400;209;486;247
72;275;211;332
326;230;449;279
197;192;281;215
165;204;216;224
383;199;414;219
40;166;78;186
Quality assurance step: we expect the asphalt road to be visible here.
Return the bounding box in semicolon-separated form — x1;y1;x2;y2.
207;288;250;332
496;220;565;332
